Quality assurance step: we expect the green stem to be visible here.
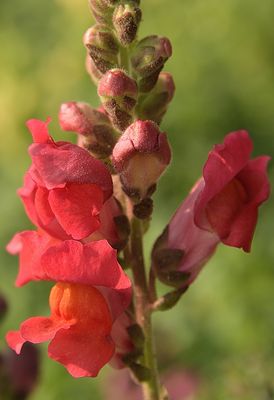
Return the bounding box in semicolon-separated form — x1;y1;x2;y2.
130;217;166;400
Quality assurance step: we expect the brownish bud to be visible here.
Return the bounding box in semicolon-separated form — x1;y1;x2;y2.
84;25;119;74
113;1;142;46
133;197;153;219
85;54;103;85
136;72;175;124
98;68;138;131
89;0;118;24
131;35;172;92
59;102;117;158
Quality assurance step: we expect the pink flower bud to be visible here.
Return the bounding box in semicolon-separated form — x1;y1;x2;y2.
84;25;119;74
113;1;142;46
98;69;138;131
136;72;175;124
131;35;172;92
59;102;117;158
112;120;171;202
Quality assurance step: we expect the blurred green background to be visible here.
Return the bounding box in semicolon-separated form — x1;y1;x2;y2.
0;0;273;399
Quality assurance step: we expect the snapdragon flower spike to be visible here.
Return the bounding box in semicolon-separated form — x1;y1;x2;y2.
98;69;138;131
153;130;270;288
194;130;270;252
59;102;117;158
152;179;219;288
136;72;175;125
6;233;132;378
131;35;172;92
84;25;119;75
112;1;142;46
112;120;171;203
19;118;113;241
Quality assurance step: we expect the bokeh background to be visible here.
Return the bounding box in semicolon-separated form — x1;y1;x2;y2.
0;0;274;399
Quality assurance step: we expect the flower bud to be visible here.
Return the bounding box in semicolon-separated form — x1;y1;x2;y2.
131;35;172;92
136;72;175;124
112;120;172;202
98;69;138;131
89;0;118;24
113;1;142;46
84;25;119;74
59;102;117;158
85;54;103;85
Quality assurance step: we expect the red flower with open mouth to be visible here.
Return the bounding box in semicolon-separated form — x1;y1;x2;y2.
19;119;113;241
6;232;132;378
194;130;270;252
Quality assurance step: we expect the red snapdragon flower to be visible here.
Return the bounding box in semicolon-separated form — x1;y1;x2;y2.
19;119;113;241
6;231;132;378
194;130;270;251
153;130;270;287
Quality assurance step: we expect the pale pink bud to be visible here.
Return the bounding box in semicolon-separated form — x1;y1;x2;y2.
112;120;171;202
85;54;103;85
59;102;117;158
98;69;138;131
84;25;119;74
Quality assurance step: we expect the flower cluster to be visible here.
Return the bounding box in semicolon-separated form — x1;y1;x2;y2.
6;0;270;392
6;120;132;378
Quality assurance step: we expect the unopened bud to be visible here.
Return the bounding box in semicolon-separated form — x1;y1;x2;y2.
89;0;118;24
131;35;172;92
112;120;172;202
113;1;142;46
85;54;103;85
84;25;119;74
59;102;117;158
98;69;138;131
133;197;153;219
136;72;175;124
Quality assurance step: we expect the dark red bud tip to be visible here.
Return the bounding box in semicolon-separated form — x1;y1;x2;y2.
98;69;138;99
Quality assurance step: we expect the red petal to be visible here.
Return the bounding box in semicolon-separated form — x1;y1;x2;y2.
26;118;53;144
6;331;26;354
195;130;253;230
48;325;114;377
48;183;103;240
20;316;71;343
29;142;113;199
41;240;132;318
6;230;57;286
